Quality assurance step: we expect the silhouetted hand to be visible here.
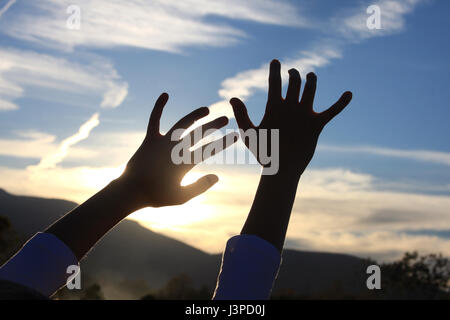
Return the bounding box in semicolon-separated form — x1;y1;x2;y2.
119;93;237;208
230;59;352;176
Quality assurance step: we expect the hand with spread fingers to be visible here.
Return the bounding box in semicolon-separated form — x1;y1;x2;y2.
229;59;353;253
46;93;237;260
120;92;238;208
230;59;352;176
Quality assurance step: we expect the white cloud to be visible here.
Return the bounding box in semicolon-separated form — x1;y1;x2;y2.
205;0;425;120
30;113;100;170
1;125;449;261
218;46;342;101
0;47;128;111
198;45;343;127
0;0;15;18
319;144;450;166
0;98;18;111
0;113;108;203
0;130;56;159
0;0;307;53
128;166;450;261
336;0;426;40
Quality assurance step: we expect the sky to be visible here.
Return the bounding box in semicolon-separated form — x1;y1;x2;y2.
0;0;449;262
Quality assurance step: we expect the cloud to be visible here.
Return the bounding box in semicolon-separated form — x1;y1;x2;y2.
126;165;450;261
218;46;342;101
319;144;450;166
207;0;425;120
359;208;426;224
0;130;56;159
0;47;128;111
1;126;449;262
0;129;102;162
0;0;15;18
30;113;100;170
0;113;115;203
336;0;426;40
0;98;18;111
0;0;307;52
200;44;343;126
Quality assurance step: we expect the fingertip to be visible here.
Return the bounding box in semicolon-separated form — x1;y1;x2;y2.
270;59;281;72
288;68;299;75
160;92;169;101
199;106;209;116
271;59;280;66
306;72;317;81
229;97;242;106
206;174;219;185
342;91;353;103
217;116;229;126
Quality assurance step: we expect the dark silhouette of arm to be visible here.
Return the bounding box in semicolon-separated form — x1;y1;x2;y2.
231;59;352;252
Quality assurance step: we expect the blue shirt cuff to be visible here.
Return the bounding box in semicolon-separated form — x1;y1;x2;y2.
213;234;282;300
0;232;79;297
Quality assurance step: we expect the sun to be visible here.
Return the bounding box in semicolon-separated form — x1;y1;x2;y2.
129;171;216;230
83;167;216;230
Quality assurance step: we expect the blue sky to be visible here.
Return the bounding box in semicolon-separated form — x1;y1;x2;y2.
0;0;449;261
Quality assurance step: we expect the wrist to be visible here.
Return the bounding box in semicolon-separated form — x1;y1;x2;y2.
108;176;145;213
262;165;302;182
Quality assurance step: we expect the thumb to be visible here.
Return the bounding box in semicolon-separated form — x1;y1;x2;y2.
230;97;255;131
320;91;352;126
181;174;219;203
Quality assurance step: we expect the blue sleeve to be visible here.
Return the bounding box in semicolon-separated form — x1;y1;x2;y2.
212;234;282;300
0;232;79;297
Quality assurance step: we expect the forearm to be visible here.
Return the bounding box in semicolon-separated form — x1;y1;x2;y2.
45;178;139;260
241;169;301;252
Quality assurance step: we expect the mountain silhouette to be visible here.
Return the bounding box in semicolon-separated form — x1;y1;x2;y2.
0;188;371;299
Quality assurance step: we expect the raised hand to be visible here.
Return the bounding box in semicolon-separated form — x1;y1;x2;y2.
230;59;352;176
47;92;237;261
119;92;238;208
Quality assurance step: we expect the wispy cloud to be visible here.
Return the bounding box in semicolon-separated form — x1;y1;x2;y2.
203;44;343;123
212;0;425;102
0;0;15;18
336;0;426;40
319;144;450;166
128;166;450;261
0;48;128;111
0;0;307;52
218;46;342;101
0;131;56;159
30;113;100;170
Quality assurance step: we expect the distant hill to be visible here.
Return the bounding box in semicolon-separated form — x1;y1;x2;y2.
0;188;371;299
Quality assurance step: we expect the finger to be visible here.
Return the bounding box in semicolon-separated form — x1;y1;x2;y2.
147;93;169;137
190;132;239;165
286;68;301;104
267;59;282;106
299;72;317;110
187;116;228;146
319;91;352;126
181;174;219;203
167;107;209;138
230;97;255;131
